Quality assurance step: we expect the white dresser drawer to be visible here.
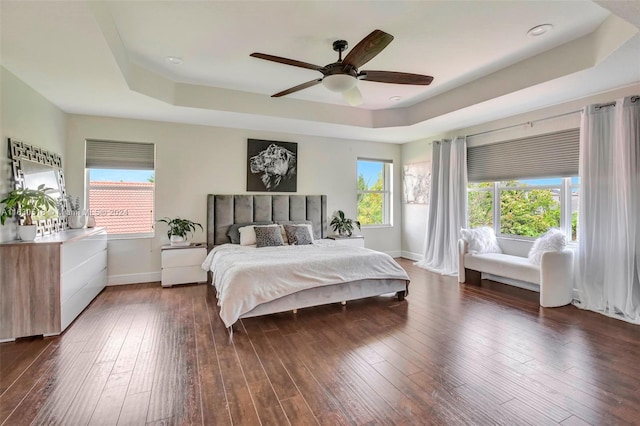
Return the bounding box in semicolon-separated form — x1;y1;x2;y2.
328;236;365;248
61;248;107;304
161;247;206;268
162;266;207;286
61;230;107;275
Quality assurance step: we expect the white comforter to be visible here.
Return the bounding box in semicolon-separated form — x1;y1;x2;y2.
201;242;409;327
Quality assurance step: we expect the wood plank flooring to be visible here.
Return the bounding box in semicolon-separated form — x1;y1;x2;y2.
1;258;639;425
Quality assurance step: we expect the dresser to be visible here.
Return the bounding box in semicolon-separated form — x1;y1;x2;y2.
161;243;208;287
0;227;107;341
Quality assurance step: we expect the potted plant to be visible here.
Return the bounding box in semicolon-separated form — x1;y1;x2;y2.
330;210;361;237
64;195;86;229
157;217;203;246
0;184;58;241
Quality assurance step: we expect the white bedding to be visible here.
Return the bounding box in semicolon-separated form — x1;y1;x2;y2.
201;241;409;327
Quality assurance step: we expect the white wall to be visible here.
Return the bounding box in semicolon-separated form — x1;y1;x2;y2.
66;115;403;284
0;67;67;242
401;83;640;258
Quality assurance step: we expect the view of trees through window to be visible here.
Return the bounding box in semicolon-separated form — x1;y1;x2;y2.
468;178;578;240
357;160;391;225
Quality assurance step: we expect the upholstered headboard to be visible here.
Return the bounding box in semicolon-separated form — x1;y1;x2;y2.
207;194;327;250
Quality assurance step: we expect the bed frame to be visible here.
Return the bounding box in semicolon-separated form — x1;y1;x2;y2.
206;194;408;322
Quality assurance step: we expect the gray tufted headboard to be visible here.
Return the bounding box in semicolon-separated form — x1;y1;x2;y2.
207;194;327;250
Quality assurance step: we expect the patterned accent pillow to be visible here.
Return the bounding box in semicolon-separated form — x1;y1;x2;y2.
283;224;299;245
254;226;284;248
293;226;313;245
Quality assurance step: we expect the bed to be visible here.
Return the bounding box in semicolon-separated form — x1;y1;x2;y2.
204;194;410;329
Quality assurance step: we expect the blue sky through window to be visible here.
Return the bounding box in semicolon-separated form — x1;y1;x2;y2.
357;160;383;189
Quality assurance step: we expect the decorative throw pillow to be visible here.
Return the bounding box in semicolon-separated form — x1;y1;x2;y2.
528;228;566;265
460;227;502;254
284;224;314;245
227;221;272;244
238;224;279;246
293;226;313;245
254;226;284;248
278;221;315;240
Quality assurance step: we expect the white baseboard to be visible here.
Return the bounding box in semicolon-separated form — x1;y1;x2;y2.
385;250;402;258
400;251;423;261
108;271;161;286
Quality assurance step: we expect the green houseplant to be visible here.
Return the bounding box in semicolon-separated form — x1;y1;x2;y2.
330;210;361;237
157;217;203;246
0;184;58;241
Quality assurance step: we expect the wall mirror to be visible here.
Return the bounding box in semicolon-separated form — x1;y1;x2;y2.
9;138;68;235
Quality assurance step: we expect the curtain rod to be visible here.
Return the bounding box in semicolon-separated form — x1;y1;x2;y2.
465;109;580;139
465;95;639;139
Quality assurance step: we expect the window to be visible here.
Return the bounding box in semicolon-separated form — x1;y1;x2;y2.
85;140;155;237
357;159;392;226
468;177;577;240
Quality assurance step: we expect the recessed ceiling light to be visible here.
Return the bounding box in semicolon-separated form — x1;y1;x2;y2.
389;96;402;102
166;56;183;65
527;24;553;38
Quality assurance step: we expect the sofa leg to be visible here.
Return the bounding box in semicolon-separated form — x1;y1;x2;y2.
463;269;481;285
396;291;406;301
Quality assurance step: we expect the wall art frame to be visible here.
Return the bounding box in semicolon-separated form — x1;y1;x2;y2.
247;138;298;192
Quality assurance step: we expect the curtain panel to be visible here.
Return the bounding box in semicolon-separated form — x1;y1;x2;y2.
575;95;640;324
415;137;467;275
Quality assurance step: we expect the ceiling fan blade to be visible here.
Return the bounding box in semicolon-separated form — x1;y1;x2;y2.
272;79;323;97
250;53;325;72
342;30;394;69
342;86;363;106
359;70;434;85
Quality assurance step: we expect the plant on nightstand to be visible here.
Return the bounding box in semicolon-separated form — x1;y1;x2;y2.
330;210;361;237
157;217;203;246
0;184;58;241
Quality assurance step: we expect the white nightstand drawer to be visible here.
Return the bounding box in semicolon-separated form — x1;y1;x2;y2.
328;236;365;248
161;246;206;268
162;266;207;286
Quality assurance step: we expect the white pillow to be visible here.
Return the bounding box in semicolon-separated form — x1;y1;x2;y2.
460;227;502;254
238;224;279;246
528;228;567;265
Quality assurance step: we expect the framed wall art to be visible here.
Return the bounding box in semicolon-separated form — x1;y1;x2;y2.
403;161;431;204
247;139;297;192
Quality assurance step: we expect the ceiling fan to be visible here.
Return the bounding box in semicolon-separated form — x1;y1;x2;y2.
250;29;433;106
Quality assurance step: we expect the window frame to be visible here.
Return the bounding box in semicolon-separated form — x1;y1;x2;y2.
356;159;393;227
83;139;156;240
468;177;576;242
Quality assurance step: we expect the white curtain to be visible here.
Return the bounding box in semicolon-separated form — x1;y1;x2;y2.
575;95;640;324
415;137;467;275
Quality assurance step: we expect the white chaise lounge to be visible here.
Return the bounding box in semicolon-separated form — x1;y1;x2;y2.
458;238;574;307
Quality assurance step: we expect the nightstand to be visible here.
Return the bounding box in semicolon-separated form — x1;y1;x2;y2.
161;243;208;287
327;235;365;248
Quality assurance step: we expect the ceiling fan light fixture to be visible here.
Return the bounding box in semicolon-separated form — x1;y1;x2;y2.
527;24;553;37
166;56;183;65
322;74;357;92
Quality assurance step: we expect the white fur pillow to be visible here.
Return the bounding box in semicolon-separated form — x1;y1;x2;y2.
528;228;567;265
460;227;502;254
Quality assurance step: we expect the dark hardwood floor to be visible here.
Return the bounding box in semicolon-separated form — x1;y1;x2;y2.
1;258;639;425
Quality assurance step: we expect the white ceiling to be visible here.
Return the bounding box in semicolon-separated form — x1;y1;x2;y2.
1;1;639;143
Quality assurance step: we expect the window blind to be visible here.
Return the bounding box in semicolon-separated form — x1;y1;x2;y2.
86;140;155;170
467;128;579;182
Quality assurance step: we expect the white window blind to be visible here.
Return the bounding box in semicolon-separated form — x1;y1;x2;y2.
86;140;155;170
467;128;579;182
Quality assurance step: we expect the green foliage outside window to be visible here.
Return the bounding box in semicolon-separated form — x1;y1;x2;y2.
499;186;560;237
468;180;576;238
468;182;493;228
357;172;384;225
